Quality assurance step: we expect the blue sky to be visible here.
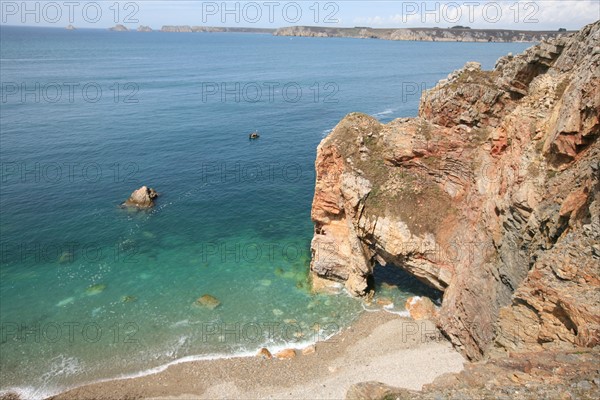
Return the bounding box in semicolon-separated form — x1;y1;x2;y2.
2;1;599;30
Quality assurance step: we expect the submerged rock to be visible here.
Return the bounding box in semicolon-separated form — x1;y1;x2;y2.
302;344;316;355
194;294;221;310
56;297;75;307
309;21;600;360
57;251;73;264
109;24;129;32
86;283;107;295
121;295;137;303
405;296;438;320
123;186;158;208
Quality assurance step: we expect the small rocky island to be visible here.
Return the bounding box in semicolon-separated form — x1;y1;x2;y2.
137;25;153;32
109;24;129;32
66;25;76;31
123;186;158;208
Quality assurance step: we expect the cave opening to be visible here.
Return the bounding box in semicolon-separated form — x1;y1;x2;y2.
370;263;443;306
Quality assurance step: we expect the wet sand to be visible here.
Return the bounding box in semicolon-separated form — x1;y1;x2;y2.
50;311;465;400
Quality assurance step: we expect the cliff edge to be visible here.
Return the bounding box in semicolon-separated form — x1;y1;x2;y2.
309;21;599;360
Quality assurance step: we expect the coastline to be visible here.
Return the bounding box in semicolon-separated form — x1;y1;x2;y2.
46;311;464;400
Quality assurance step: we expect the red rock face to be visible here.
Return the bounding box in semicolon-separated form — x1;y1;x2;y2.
310;21;600;360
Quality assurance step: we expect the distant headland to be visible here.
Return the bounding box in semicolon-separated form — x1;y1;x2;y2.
101;24;573;42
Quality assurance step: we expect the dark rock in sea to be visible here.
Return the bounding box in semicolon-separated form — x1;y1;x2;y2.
123;186;158;208
66;25;76;30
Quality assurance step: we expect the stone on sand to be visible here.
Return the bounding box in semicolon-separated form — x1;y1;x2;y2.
275;349;296;360
405;296;438;320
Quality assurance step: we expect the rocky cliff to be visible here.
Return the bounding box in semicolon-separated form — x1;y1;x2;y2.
160;25;274;33
309;21;599;360
274;26;572;42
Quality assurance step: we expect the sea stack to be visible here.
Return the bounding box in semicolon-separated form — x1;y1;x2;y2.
123;186;158;208
109;24;129;32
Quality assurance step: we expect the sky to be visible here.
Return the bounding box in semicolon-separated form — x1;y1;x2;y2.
1;0;599;30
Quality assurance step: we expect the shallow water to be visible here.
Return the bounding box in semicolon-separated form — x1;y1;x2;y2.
0;25;531;397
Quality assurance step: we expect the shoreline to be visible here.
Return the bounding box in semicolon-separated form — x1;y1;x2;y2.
44;311;464;400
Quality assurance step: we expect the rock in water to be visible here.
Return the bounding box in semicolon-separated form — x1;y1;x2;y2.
405;296;438;320
123;186;158;208
121;295;137;303
194;294;221;310
109;24;129;32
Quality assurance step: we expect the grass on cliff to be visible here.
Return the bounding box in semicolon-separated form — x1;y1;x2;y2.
365;170;456;236
331;113;457;236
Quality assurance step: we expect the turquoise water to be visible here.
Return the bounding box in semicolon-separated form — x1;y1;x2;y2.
0;26;531;397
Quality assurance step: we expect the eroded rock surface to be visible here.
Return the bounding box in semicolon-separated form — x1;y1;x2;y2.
310;21;599;360
123;186;158;208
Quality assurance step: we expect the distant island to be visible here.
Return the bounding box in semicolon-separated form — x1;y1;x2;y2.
103;24;573;42
159;25;275;34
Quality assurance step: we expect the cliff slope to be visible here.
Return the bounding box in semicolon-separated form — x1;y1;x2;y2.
309;21;599;360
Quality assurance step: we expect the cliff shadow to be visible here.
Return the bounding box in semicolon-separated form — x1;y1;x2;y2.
371;263;442;304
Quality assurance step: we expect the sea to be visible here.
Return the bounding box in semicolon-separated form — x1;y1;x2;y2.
0;25;531;398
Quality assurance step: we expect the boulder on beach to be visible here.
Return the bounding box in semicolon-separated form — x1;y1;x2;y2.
194;294;221;309
405;296;438;320
302;345;316;355
123;186;158;208
256;348;272;359
275;348;296;360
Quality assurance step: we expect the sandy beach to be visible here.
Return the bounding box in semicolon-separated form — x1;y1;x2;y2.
49;311;465;400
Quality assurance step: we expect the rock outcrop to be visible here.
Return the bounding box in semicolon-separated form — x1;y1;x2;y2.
346;349;600;399
123;186;158;208
309;21;599;360
274;26;572;43
137;25;153;32
108;24;129;32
